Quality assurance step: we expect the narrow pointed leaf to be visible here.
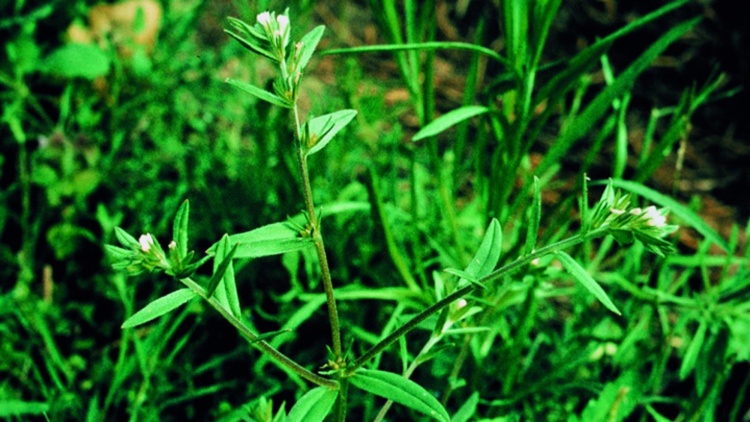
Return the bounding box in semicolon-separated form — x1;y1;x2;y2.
114;227;140;249
122;289;197;329
286;386;338;422
679;320;707;380
444;268;485;289
556;251;621;315
226;78;291;108
413;105;489;141
525;177;541;255
105;245;133;261
465;218;502;279
207;222;314;258
349;369;450;422
225;29;277;61
206;241;239;298
452;391;480;422
172;200;190;259
306;110;358;156
296;25;325;73
213;234;241;318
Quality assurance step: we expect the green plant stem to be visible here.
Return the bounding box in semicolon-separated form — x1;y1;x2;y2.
292;104;343;360
180;277;338;389
348;227;609;372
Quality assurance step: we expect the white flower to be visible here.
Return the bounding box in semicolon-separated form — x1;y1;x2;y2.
642;205;667;227
456;299;468;310
276;14;289;34
609;207;626;215
139;233;155;252
256;11;272;28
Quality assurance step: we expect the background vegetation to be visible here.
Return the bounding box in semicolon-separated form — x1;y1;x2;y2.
1;0;749;420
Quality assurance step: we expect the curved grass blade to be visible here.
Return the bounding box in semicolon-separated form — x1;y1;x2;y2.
121;288;197;329
539;17;699;174
413;105;490;141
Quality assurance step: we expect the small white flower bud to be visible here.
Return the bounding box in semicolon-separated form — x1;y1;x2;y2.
139;234;154;252
257;11;272;27
276;14;289;33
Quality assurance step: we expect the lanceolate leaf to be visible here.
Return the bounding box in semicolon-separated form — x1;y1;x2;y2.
172;200;190;259
296;25;325;73
465;218;502;281
556;251;621;315
206;222;313;258
286;386;338;422
121;289;197;329
206;240;239;299
306;109;358;156
349;369;450;422
114;226;140;249
225;78;291;108
413;105;490;141
525;177;541;255
213;234;241;318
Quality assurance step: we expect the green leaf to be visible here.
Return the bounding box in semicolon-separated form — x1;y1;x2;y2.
679;319;707;380
41;43;110;79
212;234;241;318
286;387;338;422
296;25;325;73
225;78;291;108
452;391;479;422
349;369;450;422
114;227;140;249
413;105;490;141
444;268;485;289
172;200;190;260
206;239;239;299
556;251;621;315
525;177;541;255
225;17;277;61
609;179;728;252
306;109;358;156
465;218;502;280
0;401;49;417
207;222;314;258
105;245;133;261
122;289;197;329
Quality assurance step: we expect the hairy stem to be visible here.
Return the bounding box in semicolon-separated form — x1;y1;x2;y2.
292;105;343;360
349;228;609;372
180;277;338;389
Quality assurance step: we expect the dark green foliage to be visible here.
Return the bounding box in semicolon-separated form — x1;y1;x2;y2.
1;1;746;421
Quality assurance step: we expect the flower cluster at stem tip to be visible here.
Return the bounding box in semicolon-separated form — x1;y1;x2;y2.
591;182;678;257
256;10;290;60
